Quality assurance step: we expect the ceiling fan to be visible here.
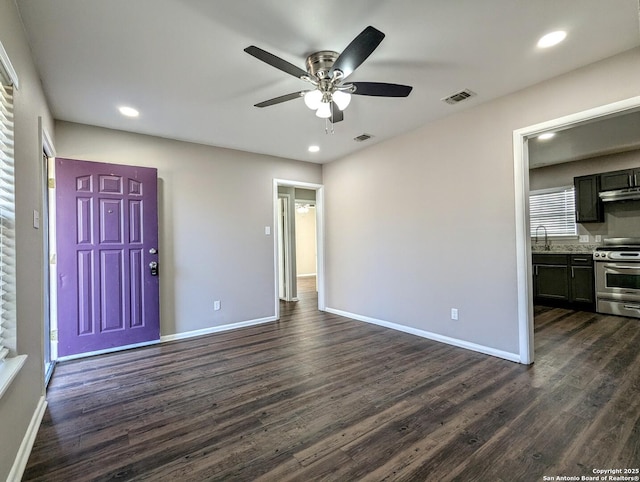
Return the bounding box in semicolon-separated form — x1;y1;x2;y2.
244;26;413;124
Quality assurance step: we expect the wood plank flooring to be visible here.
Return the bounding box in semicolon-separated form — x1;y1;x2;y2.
23;279;640;481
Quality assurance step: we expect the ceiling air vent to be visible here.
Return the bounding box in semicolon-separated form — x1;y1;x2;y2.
442;89;476;105
354;133;373;142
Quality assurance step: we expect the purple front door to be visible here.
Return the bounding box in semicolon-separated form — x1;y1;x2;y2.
56;158;160;357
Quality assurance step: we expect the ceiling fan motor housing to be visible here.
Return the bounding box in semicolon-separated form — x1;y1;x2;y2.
305;51;340;78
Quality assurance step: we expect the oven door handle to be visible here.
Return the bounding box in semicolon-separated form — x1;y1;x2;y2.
604;265;640;270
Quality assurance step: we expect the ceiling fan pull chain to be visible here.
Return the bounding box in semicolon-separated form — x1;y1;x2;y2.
324;117;334;135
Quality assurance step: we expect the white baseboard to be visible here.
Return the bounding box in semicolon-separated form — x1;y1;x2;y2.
7;395;47;482
160;316;277;343
325;307;522;364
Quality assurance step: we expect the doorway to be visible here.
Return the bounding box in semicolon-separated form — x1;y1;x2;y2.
273;179;325;319
513;95;640;364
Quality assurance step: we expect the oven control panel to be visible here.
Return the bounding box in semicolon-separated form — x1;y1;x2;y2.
593;250;640;261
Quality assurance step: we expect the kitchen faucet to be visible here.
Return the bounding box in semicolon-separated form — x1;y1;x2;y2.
535;225;550;251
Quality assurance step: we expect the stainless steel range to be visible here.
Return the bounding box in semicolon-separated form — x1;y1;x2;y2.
593;238;640;318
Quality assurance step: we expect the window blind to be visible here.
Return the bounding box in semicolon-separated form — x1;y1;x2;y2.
530;186;577;237
0;82;15;362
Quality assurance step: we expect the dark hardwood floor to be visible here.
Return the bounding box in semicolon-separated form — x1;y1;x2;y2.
23;278;640;481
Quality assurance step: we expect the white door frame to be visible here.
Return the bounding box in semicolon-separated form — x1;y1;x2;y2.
513;95;640;365
38;117;56;385
273;179;325;319
277;193;292;301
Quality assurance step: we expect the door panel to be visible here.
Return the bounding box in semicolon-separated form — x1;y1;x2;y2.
56;158;160;357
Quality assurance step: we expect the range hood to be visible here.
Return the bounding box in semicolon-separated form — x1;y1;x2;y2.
599;187;640;202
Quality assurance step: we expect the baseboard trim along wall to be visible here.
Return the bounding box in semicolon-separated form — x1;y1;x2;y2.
160;316;278;343
325;307;521;364
8;396;47;482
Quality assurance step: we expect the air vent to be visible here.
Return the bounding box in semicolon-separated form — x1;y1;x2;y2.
354;133;373;142
442;89;476;105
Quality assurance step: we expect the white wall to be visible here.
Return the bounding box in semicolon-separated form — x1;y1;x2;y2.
0;0;54;478
55;122;322;337
295;206;317;276
322;47;640;358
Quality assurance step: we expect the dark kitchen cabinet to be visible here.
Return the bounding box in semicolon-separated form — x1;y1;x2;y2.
533;253;594;310
569;255;594;305
574;174;603;223
533;254;569;302
600;169;634;191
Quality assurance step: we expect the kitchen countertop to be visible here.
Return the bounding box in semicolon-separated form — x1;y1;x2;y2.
531;244;599;254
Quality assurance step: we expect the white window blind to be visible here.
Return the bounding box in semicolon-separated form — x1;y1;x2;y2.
530;186;577;237
0;82;15;362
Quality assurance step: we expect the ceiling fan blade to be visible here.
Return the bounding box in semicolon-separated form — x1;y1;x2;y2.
330;103;344;123
351;82;413;97
254;91;304;108
330;26;385;79
244;46;308;79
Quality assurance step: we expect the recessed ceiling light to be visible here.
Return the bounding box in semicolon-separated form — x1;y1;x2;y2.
308;145;320;153
118;106;139;117
537;31;567;48
538;132;556;140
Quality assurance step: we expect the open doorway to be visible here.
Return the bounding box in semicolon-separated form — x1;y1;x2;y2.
513;95;640;364
295;197;318;299
273;179;325;319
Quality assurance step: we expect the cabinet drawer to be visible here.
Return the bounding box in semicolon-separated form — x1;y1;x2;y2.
570;254;592;266
533;254;568;265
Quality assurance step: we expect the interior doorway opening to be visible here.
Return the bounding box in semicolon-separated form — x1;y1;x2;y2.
273;179;325;319
513;95;640;365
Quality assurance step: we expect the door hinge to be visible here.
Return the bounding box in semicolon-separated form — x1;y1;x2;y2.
48;178;55;189
50;329;58;341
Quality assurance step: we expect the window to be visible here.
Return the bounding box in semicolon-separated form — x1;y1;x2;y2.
0;81;16;363
0;41;24;399
529;186;577;237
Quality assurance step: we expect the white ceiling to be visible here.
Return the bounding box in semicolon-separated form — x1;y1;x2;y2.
16;0;640;164
529;109;640;169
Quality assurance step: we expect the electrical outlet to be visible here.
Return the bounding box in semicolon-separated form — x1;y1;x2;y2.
595;235;602;242
451;308;459;320
214;300;221;311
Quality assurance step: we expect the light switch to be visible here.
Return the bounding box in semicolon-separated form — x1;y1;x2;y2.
33;210;40;229
265;226;271;236
579;235;589;243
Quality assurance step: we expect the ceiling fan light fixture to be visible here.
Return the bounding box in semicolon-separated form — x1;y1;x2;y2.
332;90;351;111
304;90;323;110
316;102;332;118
